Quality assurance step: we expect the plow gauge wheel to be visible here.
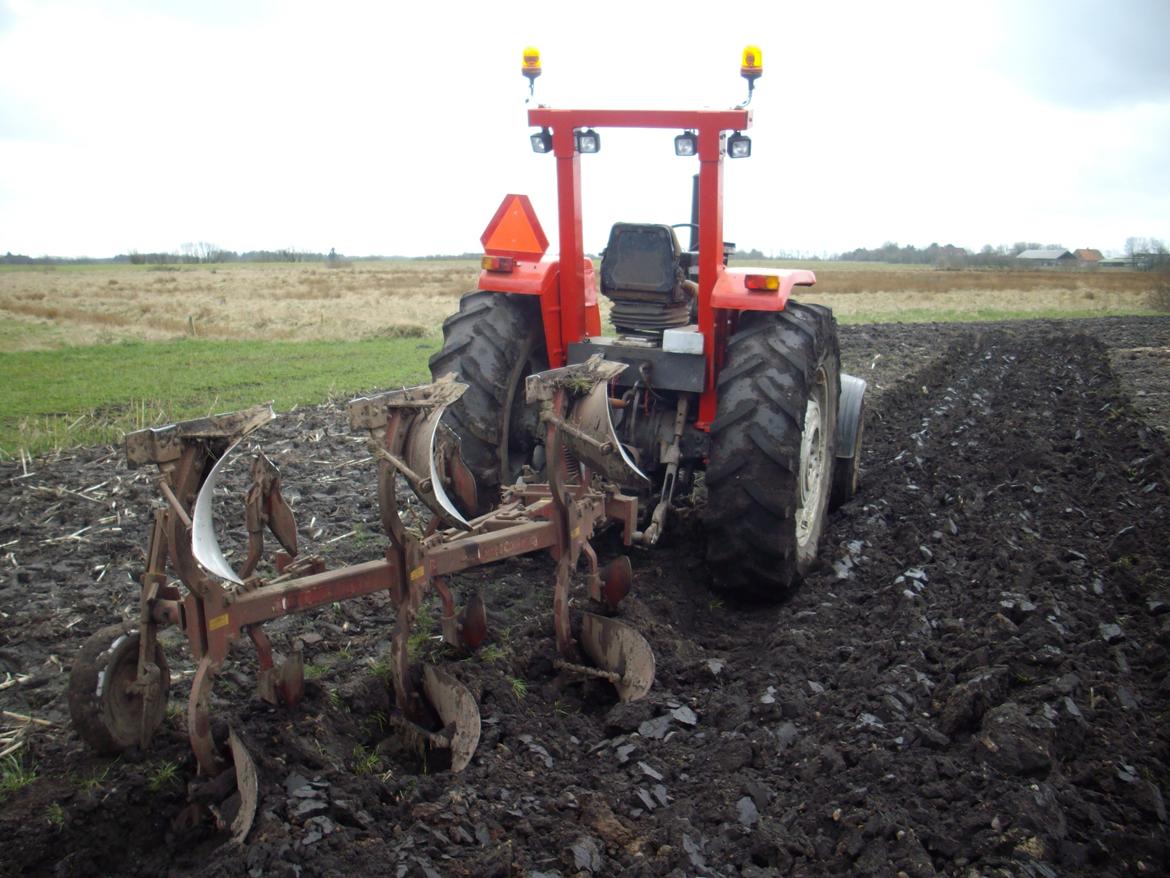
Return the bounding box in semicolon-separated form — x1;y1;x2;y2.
68;624;170;754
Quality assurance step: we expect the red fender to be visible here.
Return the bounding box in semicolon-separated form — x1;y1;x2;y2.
710;267;816;312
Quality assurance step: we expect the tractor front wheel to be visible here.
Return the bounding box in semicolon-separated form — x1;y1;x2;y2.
429;291;547;514
703;303;841;599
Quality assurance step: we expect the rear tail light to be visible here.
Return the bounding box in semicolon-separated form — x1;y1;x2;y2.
744;274;779;291
482;255;516;273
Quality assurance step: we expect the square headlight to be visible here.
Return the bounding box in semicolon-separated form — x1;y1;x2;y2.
575;128;600;154
674;132;697;157
530;129;553;154
727;132;752;159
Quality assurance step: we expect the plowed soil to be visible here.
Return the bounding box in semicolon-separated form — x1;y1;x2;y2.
2;316;1168;878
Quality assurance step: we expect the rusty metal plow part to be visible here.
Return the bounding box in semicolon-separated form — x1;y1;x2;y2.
241;451;298;580
526;356;650;490
72;375;658;821
348;375;472;530
530;358;656;703
421;665;481;772
124;403;276;470
569;612;656;702
227;728;259;844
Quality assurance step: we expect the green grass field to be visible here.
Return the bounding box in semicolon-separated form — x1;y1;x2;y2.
0;336;437;458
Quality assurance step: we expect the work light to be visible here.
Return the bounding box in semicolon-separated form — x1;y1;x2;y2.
674;131;697;156
530;128;553;153
575;128;600;154
727;132;752;158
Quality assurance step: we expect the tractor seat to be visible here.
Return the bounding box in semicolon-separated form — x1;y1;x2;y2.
600;223;693;335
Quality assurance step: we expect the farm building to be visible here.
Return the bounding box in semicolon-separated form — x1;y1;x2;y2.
1075;248;1103;263
1017;249;1076;266
1100;253;1169;270
1099;255;1135;268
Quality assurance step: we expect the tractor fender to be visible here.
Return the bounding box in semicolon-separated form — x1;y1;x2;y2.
476;257;557;297
710;267;816;313
836;373;867;459
476;257;600;366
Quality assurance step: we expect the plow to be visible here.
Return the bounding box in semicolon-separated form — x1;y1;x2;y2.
70;359;656;841
67;46;868;843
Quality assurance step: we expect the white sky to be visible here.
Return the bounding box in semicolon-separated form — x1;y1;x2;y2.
1;0;1168;259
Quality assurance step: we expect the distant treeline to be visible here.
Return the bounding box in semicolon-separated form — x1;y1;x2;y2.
834;242;1058;268
1;249;483;266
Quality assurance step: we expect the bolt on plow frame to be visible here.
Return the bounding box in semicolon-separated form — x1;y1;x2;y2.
68;358;655;843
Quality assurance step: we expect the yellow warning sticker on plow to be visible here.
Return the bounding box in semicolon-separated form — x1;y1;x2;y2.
410;565;425;582
208;613;230;631
572;526;581;538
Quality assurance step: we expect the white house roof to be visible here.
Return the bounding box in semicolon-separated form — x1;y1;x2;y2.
1017;249;1073;260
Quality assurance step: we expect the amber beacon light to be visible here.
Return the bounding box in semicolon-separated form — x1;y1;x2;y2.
740;45;763;81
738;45;763;107
522;46;541;98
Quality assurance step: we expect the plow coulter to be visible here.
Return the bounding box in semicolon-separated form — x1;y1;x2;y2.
67;358;656;843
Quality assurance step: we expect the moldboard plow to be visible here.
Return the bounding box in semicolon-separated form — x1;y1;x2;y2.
68;358;656;843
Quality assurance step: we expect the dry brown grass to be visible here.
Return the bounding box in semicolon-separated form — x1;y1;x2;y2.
754;264;1162;322
0;261;1162;352
805;266;1155;296
0;261;479;350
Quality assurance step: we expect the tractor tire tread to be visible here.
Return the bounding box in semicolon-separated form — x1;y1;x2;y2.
702;302;841;599
429;291;546;512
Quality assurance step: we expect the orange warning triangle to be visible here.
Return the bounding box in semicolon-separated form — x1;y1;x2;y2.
480;194;548;259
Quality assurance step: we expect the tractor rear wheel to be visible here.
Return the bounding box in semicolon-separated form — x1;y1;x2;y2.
703;303;841;599
429;291;547;514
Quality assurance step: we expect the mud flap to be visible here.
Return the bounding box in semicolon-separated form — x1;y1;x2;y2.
578;612;655;702
421;665;482;772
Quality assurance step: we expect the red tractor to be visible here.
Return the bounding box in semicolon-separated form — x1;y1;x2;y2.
430;47;866;597
62;49;868;824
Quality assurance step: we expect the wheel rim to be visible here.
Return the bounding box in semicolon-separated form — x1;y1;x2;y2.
795;366;830;550
103;634;167;747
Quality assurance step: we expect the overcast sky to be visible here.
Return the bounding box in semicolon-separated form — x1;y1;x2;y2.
1;0;1168;259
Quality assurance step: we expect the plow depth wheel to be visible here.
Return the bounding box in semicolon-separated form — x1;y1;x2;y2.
830;373;867;510
68;624;170;754
429;291;547;514
704;303;841;598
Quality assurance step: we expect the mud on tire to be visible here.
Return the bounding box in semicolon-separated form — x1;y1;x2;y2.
429;291;547;513
704;302;841;598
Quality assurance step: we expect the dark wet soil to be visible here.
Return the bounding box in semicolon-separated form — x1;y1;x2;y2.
2;316;1168;877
